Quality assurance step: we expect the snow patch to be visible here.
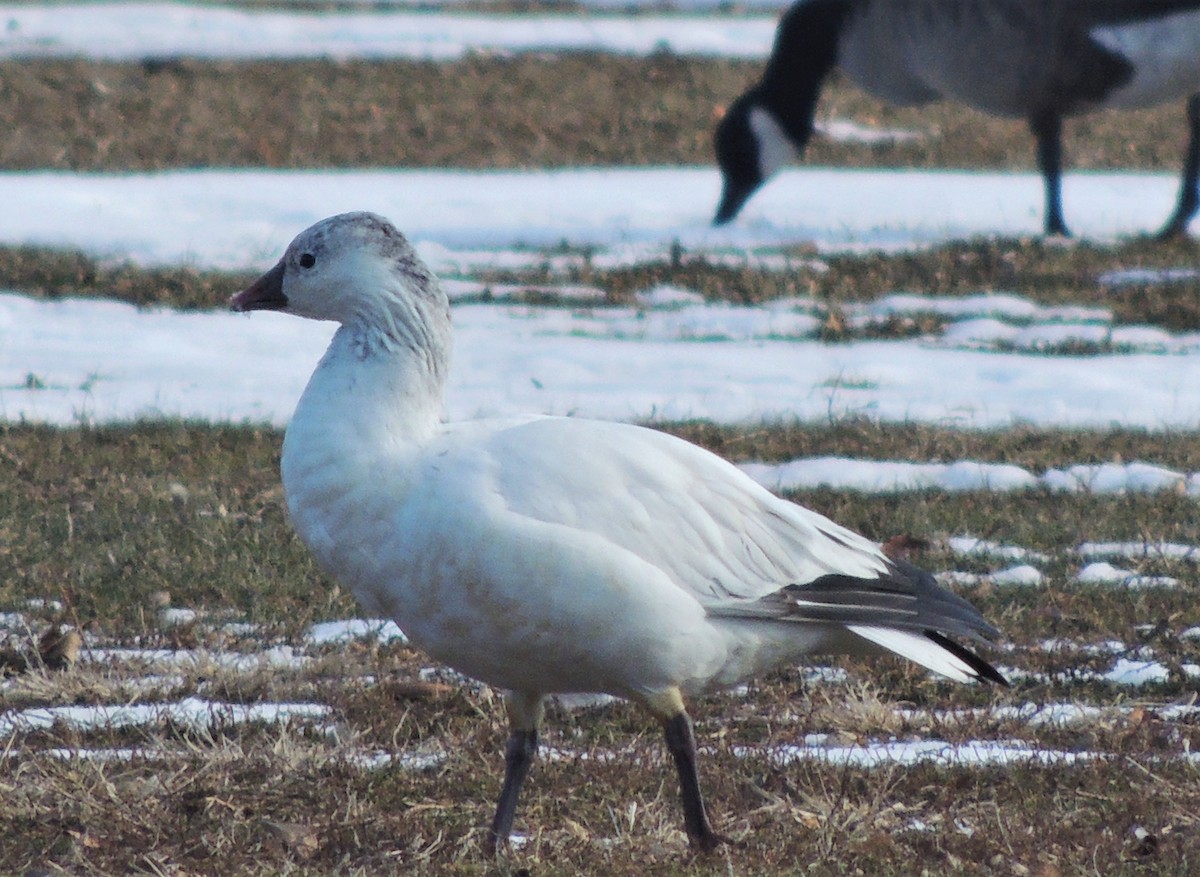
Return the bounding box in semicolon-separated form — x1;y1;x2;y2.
306;619;408;646
760;738;1101;768
0;697;330;735
1075;562;1178;589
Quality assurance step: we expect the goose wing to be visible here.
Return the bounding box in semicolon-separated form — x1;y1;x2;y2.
469;416;998;647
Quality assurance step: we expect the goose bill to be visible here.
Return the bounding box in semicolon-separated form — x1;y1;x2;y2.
231;260;288;312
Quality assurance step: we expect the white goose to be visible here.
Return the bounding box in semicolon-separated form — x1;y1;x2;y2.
714;0;1200;237
231;211;1005;853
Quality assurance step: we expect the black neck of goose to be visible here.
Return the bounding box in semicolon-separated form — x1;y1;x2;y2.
758;0;851;150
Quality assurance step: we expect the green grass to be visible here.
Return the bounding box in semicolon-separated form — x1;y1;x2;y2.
0;422;352;632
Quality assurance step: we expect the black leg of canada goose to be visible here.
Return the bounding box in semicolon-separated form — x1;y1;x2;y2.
486;727;539;854
1158;94;1200;240
1031;112;1069;236
663;711;724;852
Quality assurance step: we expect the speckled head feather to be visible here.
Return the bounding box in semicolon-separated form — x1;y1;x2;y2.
309;212;422;271
286;211;437;300
273;212;448;351
233;210;451;373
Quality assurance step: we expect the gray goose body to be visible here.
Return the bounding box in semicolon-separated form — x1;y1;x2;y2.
715;0;1200;237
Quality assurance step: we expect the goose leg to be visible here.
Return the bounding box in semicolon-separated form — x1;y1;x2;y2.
1158;93;1200;240
1031;112;1069;236
486;692;544;854
663;710;724;852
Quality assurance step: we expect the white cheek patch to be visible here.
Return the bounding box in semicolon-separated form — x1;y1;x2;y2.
749;105;800;179
1091;12;1200;108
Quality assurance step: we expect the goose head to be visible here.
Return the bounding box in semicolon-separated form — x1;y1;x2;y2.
713;94;764;225
231;211;449;361
713;96;799;225
232;211;443;323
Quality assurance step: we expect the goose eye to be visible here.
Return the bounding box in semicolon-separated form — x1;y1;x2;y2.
299;253;316;269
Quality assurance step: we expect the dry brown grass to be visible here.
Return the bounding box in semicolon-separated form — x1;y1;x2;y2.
5;636;1200;875
0;56;741;171
2;57;1197;173
5;234;1200;332
2;424;1200;873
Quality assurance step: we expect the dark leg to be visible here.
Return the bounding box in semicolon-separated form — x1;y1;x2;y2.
1031;112;1069;236
486;727;539;854
663;711;724;852
1158;94;1200;240
485;691;544;855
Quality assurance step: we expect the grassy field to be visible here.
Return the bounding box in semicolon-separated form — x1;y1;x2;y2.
3;421;1200;874
4;420;1200;628
4;37;1200;877
3;57;1198;173
6;234;1200;335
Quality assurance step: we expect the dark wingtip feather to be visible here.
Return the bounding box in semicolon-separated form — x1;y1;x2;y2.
925;631;1008;686
889;557;1004;642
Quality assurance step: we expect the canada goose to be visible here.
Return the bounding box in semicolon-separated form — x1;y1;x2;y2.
231;211;1006;852
714;0;1200;237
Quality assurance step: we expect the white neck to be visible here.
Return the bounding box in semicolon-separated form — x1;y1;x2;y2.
291;264;452;445
299;323;447;442
749;105;799;179
280;318;449;582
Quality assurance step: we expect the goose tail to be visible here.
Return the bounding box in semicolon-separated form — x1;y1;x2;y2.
848;625;1008;685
